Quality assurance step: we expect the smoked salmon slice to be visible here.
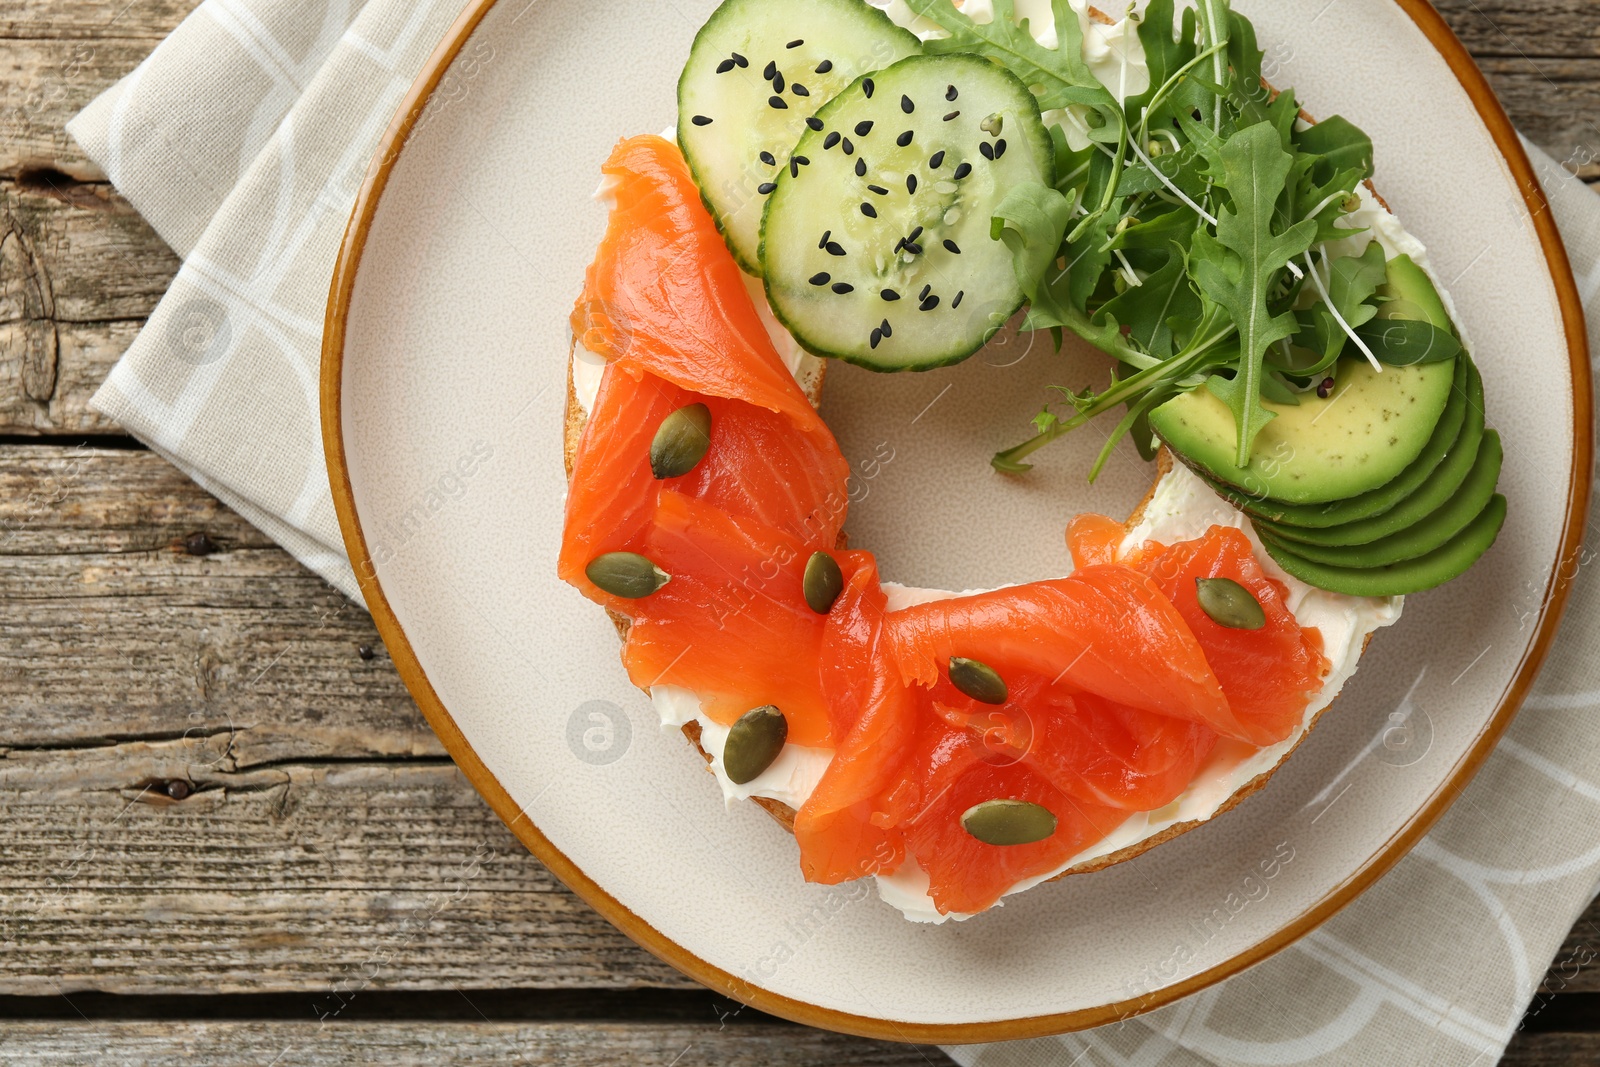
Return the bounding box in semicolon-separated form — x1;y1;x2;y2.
573;135;831;436
1124;525;1329;746
898;722;1129;915
620;490;834;747
794;554;915;883
886;568;1238;737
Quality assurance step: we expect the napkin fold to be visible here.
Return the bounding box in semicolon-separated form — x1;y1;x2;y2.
68;2;1600;1063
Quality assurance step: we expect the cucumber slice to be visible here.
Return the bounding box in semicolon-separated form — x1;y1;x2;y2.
760;53;1054;371
677;0;920;274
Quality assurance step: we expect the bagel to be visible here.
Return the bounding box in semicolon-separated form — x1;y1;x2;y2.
559;1;1449;920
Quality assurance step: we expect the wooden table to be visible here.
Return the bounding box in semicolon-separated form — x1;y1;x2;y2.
2;1;1598;1062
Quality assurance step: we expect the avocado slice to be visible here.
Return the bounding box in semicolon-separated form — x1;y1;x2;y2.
1257;430;1502;567
1150;358;1456;505
1260;494;1506;597
1213;357;1475;528
1255;377;1486;548
1376;254;1453;331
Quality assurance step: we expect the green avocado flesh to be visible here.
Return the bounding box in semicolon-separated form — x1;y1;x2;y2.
1217;357;1475;529
1150;359;1456;505
1378;254;1454;331
1257;430;1502;567
1261;493;1506;597
1253;364;1487;548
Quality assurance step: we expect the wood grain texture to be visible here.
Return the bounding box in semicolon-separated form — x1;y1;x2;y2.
0;1021;947;1065
0;0;206;40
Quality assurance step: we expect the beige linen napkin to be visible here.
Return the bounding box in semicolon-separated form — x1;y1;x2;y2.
68;2;1600;1062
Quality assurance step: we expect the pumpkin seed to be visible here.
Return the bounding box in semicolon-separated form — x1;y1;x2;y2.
949;656;1007;705
723;705;788;785
649;403;713;479
803;551;844;614
585;552;670;599
961;799;1057;846
1195;577;1266;630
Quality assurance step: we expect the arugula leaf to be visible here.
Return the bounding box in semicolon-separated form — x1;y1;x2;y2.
1355;319;1463;365
1296;116;1375;184
1294;242;1386;366
1097;253;1201;359
905;0;1118;113
992;182;1076;312
1188;121;1318;464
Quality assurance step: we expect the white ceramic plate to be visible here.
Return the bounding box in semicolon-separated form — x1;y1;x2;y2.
323;0;1590;1041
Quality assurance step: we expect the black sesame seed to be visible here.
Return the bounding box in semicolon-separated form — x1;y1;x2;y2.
843;138;855;155
980;141;995;160
994;138;1007;159
810;272;831;286
952;291;964;308
863;78;875;98
691;115;713;126
919;284;931;301
806;115;823;131
819;230;832;249
769;96;788;110
791;159;800;178
946;84;959;101
824;131;841;149
815;59;834;74
944;111;961;122
954;162;972;179
851;159;865;178
902;95;915;114
905;242;923;255
868;184;888;195
757;182;777;194
826;241;846;256
920;295;940;311
787;38;804;48
930;150;946;168
763;60;777;80
943;239;961;254
855;120;874;137
716;59;735;74
909;226;924;241
882;288;901;301
732;52;748;67
897;130;914;147
773;71;786;92
881;318;893;338
794;155;810;166
870;328;883;349
759;150;776;166
861;202;878;218
832;282;855;294
893;238;907;253
794;84;811;97
907;174;918;194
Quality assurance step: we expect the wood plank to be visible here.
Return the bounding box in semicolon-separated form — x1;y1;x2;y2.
0;0;204;41
0;446;435;763
1504;1031;1600;1067
1435;0;1600;59
0;1021;952;1065
0;750;695;993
